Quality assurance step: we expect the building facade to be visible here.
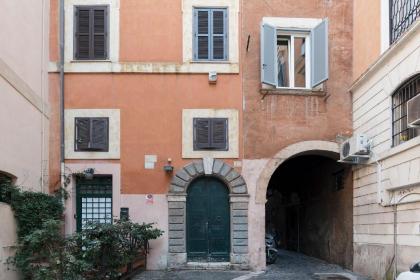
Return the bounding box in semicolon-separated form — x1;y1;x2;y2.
0;0;50;279
240;0;354;271
49;0;246;269
351;0;420;279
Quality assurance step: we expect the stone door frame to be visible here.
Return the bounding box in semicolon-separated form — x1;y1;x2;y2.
167;158;249;268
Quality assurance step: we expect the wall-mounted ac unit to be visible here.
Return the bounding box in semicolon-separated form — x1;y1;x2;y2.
339;134;370;163
408;94;420;127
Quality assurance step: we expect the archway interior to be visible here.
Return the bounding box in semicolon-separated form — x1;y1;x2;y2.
266;155;353;268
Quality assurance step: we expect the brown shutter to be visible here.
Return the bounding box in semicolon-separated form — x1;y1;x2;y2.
90;118;109;151
75;6;108;60
75;8;90;59
194;118;211;150
93;7;107;59
75;118;91;151
211;118;228;150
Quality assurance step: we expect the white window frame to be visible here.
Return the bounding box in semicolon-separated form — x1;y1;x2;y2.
276;31;311;89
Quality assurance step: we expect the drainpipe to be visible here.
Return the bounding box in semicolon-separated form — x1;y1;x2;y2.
59;0;65;189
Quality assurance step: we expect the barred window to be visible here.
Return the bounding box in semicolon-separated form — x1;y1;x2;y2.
389;0;420;44
392;74;420;146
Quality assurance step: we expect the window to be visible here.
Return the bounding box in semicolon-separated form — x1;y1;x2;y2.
261;19;329;89
74;6;108;60
76;176;112;231
392;74;420;146
75;117;109;152
0;173;13;203
193;8;228;61
193;118;228;151
389;0;420;44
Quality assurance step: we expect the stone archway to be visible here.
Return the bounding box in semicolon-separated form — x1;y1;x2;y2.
255;141;340;204
167;158;249;268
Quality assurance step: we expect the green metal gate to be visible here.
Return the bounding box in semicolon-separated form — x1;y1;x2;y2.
186;177;230;262
76;176;113;231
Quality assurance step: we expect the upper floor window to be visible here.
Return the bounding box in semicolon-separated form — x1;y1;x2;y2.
392;74;420;146
261;19;329;89
0;172;13;203
75;117;109;152
193;8;228;61
389;0;420;44
74;6;108;60
193;118;228;151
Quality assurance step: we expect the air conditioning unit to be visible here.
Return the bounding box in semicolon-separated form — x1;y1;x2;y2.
407;94;420;127
340;134;370;163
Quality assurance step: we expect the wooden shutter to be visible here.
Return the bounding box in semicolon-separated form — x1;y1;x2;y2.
75;8;90;59
194;9;210;60
212;9;227;60
194;118;211;149
261;23;278;86
211;118;228;150
311;18;329;87
75;6;108;60
90;118;109;151
93;8;107;59
75;118;91;151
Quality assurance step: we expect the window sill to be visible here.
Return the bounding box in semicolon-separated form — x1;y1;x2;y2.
70;60;112;63
377;136;420;161
190;60;233;65
260;87;325;96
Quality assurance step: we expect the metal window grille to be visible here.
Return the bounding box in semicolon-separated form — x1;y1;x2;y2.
76;176;113;231
389;0;420;44
392;74;420;146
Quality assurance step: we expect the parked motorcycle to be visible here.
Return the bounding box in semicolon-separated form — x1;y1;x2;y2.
265;233;278;264
396;262;420;280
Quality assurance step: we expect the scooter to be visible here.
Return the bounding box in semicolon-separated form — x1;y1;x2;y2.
265;233;278;264
396;262;420;280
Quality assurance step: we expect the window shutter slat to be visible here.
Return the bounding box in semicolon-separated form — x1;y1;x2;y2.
261;23;278;86
211;119;228;150
194;119;211;149
212;10;225;60
196;10;209;60
310;18;329;88
91;118;109;151
75;118;90;151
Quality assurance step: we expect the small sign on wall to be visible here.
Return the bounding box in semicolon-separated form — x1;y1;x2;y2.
145;155;157;169
146;194;154;204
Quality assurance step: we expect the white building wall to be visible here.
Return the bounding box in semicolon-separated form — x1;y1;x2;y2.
0;1;50;279
350;21;420;279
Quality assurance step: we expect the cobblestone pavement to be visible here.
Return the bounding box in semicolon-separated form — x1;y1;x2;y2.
133;250;371;280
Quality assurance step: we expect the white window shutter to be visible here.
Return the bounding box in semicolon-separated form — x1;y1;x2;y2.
261;23;278;86
310;18;329;88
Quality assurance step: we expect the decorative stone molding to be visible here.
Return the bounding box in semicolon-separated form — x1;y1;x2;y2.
167;159;249;268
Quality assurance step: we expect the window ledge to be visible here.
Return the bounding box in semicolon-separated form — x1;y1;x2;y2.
70;60;112;63
377;136;420;161
190;61;232;65
260;87;325;96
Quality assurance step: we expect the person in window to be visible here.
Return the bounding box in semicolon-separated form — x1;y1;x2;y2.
278;51;287;87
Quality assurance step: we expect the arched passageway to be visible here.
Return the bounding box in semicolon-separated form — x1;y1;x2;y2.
265;154;353;268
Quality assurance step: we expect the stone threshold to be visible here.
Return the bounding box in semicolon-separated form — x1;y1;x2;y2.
171;262;249;271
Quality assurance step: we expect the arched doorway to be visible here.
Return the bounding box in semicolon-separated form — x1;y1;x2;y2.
186;177;230;262
265;153;353;268
167;159;249;268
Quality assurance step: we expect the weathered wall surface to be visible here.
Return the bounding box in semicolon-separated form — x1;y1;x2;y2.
353;0;381;80
0;0;50;279
242;0;353;159
351;23;420;279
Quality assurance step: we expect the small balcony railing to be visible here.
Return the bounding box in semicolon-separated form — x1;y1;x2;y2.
389;0;420;44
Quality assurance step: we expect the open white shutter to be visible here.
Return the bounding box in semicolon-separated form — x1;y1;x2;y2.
261;23;278;86
310;19;329;88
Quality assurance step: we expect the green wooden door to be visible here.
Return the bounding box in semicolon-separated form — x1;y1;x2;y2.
187;177;230;262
